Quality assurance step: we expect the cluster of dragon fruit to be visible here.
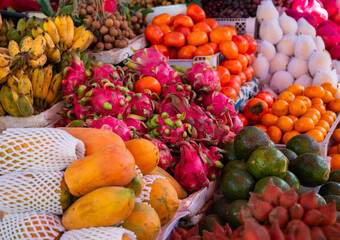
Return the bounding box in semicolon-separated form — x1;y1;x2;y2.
60;48;242;192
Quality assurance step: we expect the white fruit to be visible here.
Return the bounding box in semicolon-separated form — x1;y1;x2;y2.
332;60;340;75
262;72;272;85
270;71;294;93
294;74;313;88
257;40;276;61
277;33;297;56
297;18;316;38
294;34;317;60
253;54;270;81
308;51;332;76
259;19;283;45
279;12;298;34
256;0;279;23
314;36;325;51
313;68;338;86
270;53;290;74
261;84;278;99
287;57;308;79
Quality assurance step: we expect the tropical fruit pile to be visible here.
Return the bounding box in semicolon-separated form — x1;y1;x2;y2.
242;83;340;144
128;0;185;9
0;14;93;117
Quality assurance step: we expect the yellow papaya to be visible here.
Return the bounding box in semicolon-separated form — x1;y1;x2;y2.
62;186;135;230
64;144;135;197
125;172;144;197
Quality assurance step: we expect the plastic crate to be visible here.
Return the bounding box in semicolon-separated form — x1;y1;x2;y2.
214;17;257;37
169;53;223;68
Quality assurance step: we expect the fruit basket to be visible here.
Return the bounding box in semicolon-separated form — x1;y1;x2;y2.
214;17;258;37
169;53;224;68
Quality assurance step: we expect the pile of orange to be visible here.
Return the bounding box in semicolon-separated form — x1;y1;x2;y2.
253;83;340;145
327;126;340;171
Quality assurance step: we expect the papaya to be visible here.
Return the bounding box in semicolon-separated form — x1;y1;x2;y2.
125;172;144;197
125;139;159;174
148;166;188;199
62;186;135;230
121;202;161;240
64;144;135;197
61;127;125;156
144;178;179;225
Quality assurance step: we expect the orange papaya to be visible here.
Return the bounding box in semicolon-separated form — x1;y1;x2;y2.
125;172;144;197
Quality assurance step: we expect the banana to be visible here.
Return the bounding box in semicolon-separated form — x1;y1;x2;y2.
0;47;9;55
42;32;55;49
40;64;53;101
43;18;59;44
20;36;34;52
49;91;62;108
31;67;44;99
0;66;10;82
17;73;32;95
15;68;24;79
7;74;19;92
11;29;22;43
0;102;6;116
0;53;12;67
44;72;62;105
0;70;9;85
8;40;20;57
16;93;34;117
46;47;61;63
55;14;67;44
26;16;36;30
28;53;47;69
16;18;26;34
72;25;85;44
0;20;7;35
8;19;15;29
32;26;44;38
0;85;22;117
30;33;46;60
0;34;7;47
0;13;2;30
64;14;74;49
70;30;94;52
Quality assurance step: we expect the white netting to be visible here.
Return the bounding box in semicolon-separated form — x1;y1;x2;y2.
0;212;65;239
60;227;136;240
294;34;317;61
0;171;65;214
0;128;85;174
136;174;166;203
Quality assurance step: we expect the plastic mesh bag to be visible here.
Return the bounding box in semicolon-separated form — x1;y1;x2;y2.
0;171;67;215
60;226;136;240
0;212;64;240
0;128;85;174
137;174;166;203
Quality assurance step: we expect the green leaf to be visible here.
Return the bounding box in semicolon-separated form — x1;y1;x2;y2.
186;0;203;7
7;7;16;12
60;5;73;15
140;8;154;16
133;5;141;13
37;0;55;17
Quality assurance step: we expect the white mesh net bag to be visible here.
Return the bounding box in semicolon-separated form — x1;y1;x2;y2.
259;19;283;45
257;40;276;61
313;68;338;86
277;33;297;56
60;227;137;240
0;171;67;215
297;18;316;37
315;36;326;51
270;53;290;74
256;0;279;23
270;71;294;93
288;57;309;79
279;12;298;34
262;72;272;85
0;128;85;174
0;212;64;239
294;34;317;60
333;60;340;75
253;54;270;81
137;174;166;203
294;74;313;88
308;51;332;76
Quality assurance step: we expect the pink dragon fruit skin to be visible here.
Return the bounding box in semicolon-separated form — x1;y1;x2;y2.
89;63;123;87
146;137;174;170
129;93;155;118
124;115;149;136
91;116;131;142
202;91;237;120
161;77;193;100
185;62;221;94
174;141;210;192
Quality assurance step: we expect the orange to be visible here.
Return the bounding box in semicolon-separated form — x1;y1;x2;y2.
282;131;300;144
304;85;325;99
275;116;294;133
330;154;340;171
295;96;312;108
267;126;282;144
311;97;323;105
319;114;334;126
261;113;279;127
322;90;334;103
338;143;340;155
288;99;307;117
328;98;340;113
287;115;298;123
306;108;321;119
321;82;338;97
312;104;326;115
301;113;319;125
332;129;340;143
286;84;304;96
325;110;337;121
314;126;327;137
294;117;315;133
316;120;331;132
305;129;324;142
278;91;295;103
272;100;289;117
328;145;338;155
254;124;267;133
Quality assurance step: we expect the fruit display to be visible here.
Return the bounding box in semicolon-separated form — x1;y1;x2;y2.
128;0;185;9
327;122;340;170
77;0;147;50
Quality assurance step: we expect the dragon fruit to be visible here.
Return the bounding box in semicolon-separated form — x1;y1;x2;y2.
202;91;237;120
61;53;87;96
185;62;221;93
89;63;123;87
91;116;132;141
199;143;224;180
174;141;210;192
161;76;193;99
124;114;148;136
147;113;192;147
144;135;174;170
129;92;155;118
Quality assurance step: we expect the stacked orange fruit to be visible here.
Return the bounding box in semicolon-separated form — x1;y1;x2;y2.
254;83;340;144
327;126;340;171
